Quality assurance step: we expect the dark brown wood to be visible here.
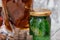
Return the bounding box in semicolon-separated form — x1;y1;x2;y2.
0;7;3;27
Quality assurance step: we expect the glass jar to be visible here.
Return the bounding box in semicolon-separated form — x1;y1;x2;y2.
30;9;51;40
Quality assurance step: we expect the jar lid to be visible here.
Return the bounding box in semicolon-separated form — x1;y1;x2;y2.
30;9;51;16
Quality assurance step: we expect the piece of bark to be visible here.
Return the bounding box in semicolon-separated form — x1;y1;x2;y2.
2;0;30;30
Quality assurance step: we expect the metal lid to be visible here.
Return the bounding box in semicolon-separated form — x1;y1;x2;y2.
30;9;51;16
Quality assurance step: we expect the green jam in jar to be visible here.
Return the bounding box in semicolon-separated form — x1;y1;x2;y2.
30;9;51;40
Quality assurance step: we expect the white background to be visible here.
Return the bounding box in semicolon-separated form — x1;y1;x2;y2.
0;0;2;7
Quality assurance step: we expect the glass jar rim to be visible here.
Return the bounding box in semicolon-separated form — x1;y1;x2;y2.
30;9;51;16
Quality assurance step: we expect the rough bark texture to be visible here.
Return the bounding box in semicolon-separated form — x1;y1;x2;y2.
2;0;31;30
